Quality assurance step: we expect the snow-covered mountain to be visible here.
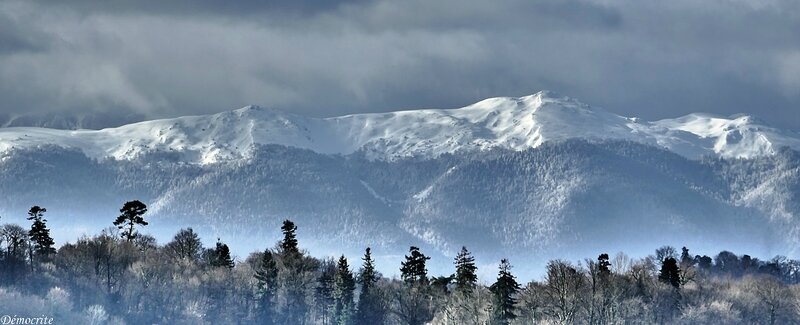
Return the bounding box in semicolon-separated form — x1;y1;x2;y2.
1;91;799;278
1;91;798;164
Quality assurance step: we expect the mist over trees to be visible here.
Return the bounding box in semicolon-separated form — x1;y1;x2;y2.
3;206;800;324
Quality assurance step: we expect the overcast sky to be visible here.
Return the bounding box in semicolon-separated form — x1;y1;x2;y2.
0;0;798;129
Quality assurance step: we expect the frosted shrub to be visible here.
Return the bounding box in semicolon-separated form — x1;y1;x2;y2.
45;287;71;309
85;305;108;325
0;288;47;314
184;300;206;320
678;300;741;324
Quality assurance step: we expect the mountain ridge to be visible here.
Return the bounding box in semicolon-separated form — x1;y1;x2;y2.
1;91;798;164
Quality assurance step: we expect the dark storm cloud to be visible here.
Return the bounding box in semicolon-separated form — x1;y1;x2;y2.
29;0;369;18
0;0;798;129
0;11;49;54
336;0;622;32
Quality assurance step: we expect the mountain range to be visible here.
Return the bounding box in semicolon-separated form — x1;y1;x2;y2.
2;91;798;163
1;91;798;279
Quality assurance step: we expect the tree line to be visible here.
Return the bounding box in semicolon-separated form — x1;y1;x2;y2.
2;201;800;324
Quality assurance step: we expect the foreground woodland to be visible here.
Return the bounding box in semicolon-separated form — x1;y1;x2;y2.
2;202;800;324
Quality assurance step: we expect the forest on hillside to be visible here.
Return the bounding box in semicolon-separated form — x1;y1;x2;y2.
2;202;800;325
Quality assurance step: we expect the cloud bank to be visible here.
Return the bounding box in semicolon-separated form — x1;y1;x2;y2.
0;0;798;129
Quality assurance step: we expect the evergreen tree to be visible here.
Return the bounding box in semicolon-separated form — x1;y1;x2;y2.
355;247;385;325
255;249;279;325
454;246;478;294
333;256;356;325
315;260;337;325
358;248;378;291
113;200;148;242
210;239;234;268
489;259;520;325
400;246;430;284
598;253;611;275
396;247;435;325
280;219;299;258
26;206;55;259
659;257;681;289
275;219;316;325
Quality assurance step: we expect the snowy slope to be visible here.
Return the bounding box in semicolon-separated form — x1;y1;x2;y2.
0;91;798;163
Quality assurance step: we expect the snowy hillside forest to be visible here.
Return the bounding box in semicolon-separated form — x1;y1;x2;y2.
1;140;798;279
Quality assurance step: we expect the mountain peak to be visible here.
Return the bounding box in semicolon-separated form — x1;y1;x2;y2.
511;90;566;106
233;104;281;115
465;90;586;116
527;89;561;100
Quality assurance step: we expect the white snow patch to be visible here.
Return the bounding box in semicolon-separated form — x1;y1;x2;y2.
359;180;400;206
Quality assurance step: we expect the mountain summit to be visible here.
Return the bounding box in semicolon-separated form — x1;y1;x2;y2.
1;91;798;164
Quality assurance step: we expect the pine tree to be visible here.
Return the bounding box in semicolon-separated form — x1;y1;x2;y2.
316;260;336;325
400;246;430;284
489;259;520;325
275;219;315;325
598;253;611;275
333;256;356;325
358;248;378;291
255;249;279;325
355;247;385;325
113;200;148;242
659;257;681;289
26;206;55;260
210;239;234;268
454;246;478;294
280;219;299;258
